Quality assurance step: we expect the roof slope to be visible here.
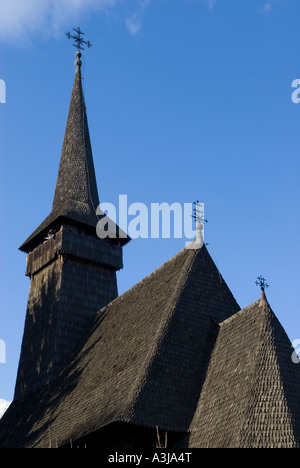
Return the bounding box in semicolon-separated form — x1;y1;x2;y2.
0;244;240;448
189;299;300;448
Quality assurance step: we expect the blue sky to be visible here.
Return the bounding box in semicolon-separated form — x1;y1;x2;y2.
1;0;300;405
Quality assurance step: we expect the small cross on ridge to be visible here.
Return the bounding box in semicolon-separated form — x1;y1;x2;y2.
255;275;269;291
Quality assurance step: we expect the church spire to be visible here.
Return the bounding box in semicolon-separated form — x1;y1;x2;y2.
52;27;99;224
20;30;129;253
52;54;99;218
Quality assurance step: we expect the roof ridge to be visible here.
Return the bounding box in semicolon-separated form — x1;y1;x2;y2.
241;303;295;447
219;299;265;327
188;298;299;447
126;247;201;415
237;302;273;445
170;246;203;312
96;243;200;317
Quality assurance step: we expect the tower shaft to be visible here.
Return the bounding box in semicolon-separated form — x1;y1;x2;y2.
15;226;122;400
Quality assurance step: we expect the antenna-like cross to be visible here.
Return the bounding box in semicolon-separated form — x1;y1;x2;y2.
192;201;208;226
66;26;92;51
191;201;207;246
255;275;269;291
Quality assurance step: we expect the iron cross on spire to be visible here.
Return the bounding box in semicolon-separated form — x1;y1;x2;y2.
66;26;92;51
192;201;208;227
255;275;270;291
192;201;207;246
66;27;92;72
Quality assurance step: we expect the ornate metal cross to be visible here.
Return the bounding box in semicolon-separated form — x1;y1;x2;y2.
192;201;207;224
255;276;269;291
191;201;207;246
66;26;92;51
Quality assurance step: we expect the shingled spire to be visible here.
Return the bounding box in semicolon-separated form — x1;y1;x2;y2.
14;38;128;401
52;56;99;220
20;38;128;253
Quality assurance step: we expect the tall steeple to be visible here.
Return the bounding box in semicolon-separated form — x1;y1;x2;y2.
14;33;129;401
20;33;126;253
52;54;100;221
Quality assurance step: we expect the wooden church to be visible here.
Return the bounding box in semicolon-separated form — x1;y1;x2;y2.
0;35;300;449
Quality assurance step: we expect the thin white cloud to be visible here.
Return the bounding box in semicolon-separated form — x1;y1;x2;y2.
259;0;286;15
207;0;217;10
0;0;153;44
0;399;11;419
125;18;142;36
125;0;151;36
261;1;273;14
0;0;284;45
0;0;116;44
205;0;283;14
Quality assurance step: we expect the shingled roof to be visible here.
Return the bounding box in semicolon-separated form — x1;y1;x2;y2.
0;243;240;448
189;298;300;448
20;68;129;253
1;243;299;448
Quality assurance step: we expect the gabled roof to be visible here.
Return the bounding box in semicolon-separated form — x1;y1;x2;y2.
189;298;300;448
0;243;240;448
20;69;129;253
